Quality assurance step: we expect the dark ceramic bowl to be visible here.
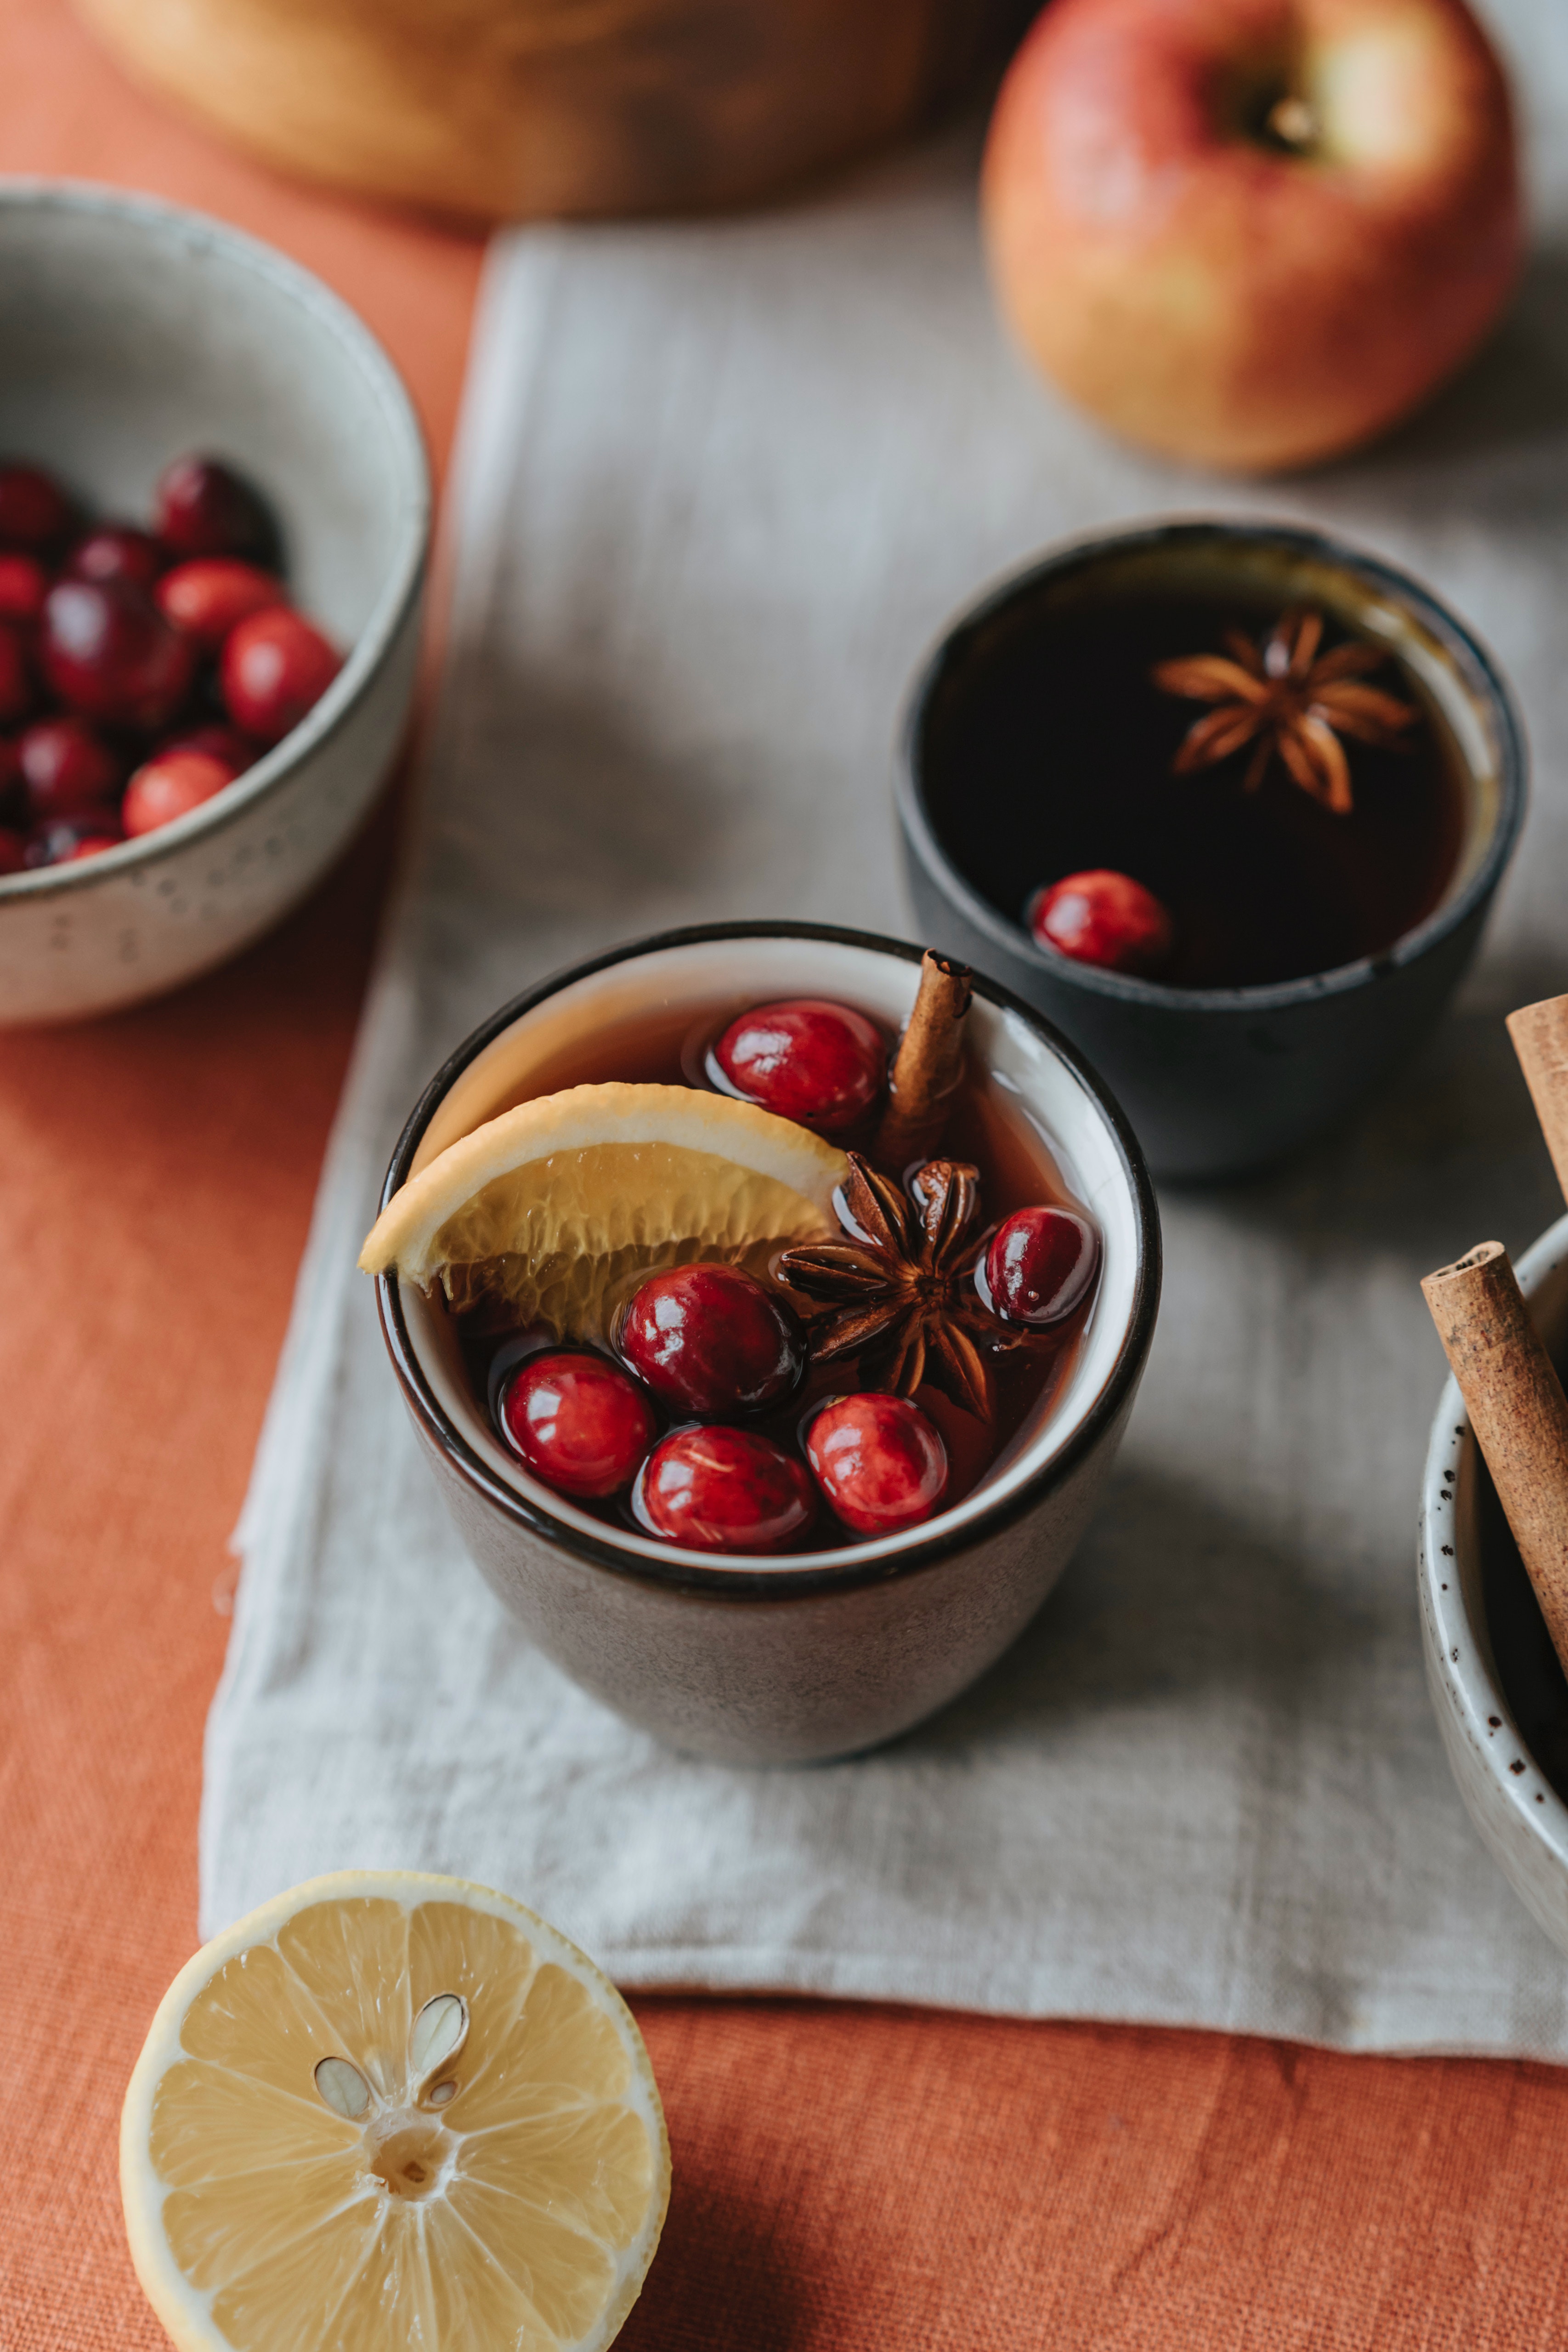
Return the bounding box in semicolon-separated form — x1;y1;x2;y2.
897;521;1527;1182
374;923;1160;1765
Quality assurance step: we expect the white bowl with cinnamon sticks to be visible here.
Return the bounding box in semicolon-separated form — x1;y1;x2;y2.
1421;996;1568;1952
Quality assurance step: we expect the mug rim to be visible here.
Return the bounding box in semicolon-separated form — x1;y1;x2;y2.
375;920;1162;1600
898;515;1529;1017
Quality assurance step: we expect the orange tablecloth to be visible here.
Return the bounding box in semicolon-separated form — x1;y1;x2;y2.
4;8;1568;2344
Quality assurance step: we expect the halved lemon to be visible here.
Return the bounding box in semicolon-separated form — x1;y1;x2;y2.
358;1081;848;1332
121;1871;670;2352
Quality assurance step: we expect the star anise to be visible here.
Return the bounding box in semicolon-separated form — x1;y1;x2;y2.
776;1153;998;1420
1152;607;1417;815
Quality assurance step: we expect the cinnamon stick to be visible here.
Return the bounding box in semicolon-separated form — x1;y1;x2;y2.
1421;1239;1568;1673
875;951;973;1172
1508;993;1568;1205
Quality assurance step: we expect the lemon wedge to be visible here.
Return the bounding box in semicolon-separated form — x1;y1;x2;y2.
358;1081;847;1332
121;1870;670;2352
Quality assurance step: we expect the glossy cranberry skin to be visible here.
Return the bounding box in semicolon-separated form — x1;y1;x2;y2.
0;621;32;727
634;1425;816;1554
155;722;256;774
221;607;341;744
18;718;123;819
805;1392;950;1536
154;456;273;560
0;552;47;622
157;558;286;651
1027;871;1174;977
0;826;25;876
500;1352;658;1500
26;814;124;867
982;1205;1100;1328
67;526;165;591
122;750;233;838
0;465;71;550
619;1263;804;1418
41;579;197;732
712;998;886;1134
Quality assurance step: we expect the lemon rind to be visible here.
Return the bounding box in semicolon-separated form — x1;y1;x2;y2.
120;1868;670;2352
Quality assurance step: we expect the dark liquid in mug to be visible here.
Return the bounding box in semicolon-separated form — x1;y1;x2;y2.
455;997;1101;1551
920;585;1466;989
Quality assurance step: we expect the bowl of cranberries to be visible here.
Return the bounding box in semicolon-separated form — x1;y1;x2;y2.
370;923;1160;1765
0;184;429;1023
898;520;1525;1179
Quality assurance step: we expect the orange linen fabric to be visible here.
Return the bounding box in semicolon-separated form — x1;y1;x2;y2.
3;6;1568;2346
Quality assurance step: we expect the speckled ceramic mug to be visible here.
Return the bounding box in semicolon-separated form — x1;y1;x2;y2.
374;924;1161;1765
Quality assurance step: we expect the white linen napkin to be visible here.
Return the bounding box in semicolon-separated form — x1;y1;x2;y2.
204;0;1568;2053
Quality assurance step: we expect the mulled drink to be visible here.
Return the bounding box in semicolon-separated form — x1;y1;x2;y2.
921;579;1467;989
364;956;1104;1560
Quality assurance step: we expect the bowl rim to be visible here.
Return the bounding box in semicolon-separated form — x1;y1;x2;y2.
1419;1209;1568;1870
898;515;1529;1016
0;177;430;900
374;920;1163;1600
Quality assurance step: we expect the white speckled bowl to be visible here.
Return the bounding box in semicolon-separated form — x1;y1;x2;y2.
1420;1210;1568;1952
0;181;429;1024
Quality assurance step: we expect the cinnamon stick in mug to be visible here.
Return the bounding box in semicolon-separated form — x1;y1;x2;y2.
1421;1239;1568;1673
876;950;973;1171
1508;992;1568;1205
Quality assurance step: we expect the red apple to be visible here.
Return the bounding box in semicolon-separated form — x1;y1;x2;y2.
981;0;1522;472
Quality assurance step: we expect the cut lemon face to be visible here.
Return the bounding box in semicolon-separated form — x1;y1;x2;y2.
121;1871;670;2352
358;1081;848;1333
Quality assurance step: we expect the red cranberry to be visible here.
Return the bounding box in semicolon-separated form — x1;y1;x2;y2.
0;620;33;727
155;722;255;774
122;750;233;837
805;1392;950;1536
0;826;25;876
1028;871;1174;977
0;552;47;622
66;526;165;591
0;464;71;550
157;558;286;651
41;579;197;732
26;814;124;867
712;998;887;1134
221;607;341;744
633;1425;816;1554
500;1351;657;1500
154;456;274;560
618;1263;804;1418
981;1205;1101;1328
18;718;123;819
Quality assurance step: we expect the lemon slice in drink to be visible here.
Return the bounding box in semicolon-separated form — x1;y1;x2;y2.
358;1081;848;1332
121;1870;669;2352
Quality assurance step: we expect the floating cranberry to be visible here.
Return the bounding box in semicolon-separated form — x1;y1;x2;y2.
1027;871;1174;977
155;722;255;775
633;1425;816;1554
711;998;887;1134
154;455;273;561
122;750;233;838
0;620;33;727
500;1351;658;1500
981;1205;1100;1328
0;464;70;550
26;813;124;867
805;1392;950;1537
0;826;25;876
221;607;340;744
18;718;122;820
157;557;285;651
0;552;47;622
67;525;165;592
619;1263;804;1418
41;578;197;732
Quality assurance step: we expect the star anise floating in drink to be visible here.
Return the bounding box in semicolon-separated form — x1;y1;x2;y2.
778;1152;1000;1420
1152;607;1417;814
